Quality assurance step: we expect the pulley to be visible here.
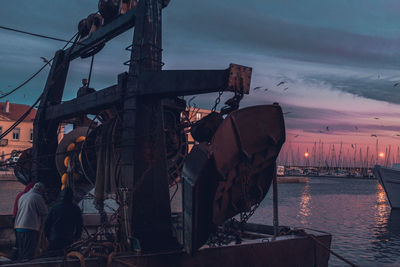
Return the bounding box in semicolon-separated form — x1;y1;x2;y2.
55;127;96;201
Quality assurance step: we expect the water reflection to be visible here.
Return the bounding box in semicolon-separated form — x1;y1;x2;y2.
371;210;400;264
297;183;311;225
253;178;400;266
374;183;390;228
369;183;400;264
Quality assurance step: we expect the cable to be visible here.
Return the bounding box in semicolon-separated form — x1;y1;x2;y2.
0;65;49;100
0;93;43;139
0;25;82;45
0;33;80;140
0;32;79;100
87;56;95;88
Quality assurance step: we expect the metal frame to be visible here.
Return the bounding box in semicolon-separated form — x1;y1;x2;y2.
32;0;252;252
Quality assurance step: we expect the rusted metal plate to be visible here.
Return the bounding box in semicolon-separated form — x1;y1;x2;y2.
212;104;285;177
182;104;285;253
211;104;285;224
227;64;252;94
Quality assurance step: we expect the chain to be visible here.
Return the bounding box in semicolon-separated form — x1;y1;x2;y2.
206;219;242;247
240;203;260;223
211;91;223;112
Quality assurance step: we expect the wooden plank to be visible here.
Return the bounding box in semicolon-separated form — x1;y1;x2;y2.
65;7;138;61
44;85;120;121
137;64;252;96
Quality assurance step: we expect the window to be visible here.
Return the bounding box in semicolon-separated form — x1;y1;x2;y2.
30;129;33;141
12;128;20;140
196;113;202;121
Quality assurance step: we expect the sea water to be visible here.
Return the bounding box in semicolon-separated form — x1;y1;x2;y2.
251;177;398;267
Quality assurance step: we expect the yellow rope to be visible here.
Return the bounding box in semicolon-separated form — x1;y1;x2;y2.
66;251;86;267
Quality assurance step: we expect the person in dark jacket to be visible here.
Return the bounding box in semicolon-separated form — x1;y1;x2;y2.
44;188;83;254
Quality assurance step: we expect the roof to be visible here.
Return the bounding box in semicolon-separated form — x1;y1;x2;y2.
0;102;37;122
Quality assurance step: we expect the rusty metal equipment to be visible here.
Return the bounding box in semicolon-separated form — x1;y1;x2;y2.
182;104;285;253
27;0;290;256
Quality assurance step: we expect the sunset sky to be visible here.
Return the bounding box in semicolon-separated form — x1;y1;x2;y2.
1;0;400;165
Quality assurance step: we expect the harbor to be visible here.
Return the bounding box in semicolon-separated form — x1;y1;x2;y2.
1;174;399;266
2;0;400;266
253;176;397;266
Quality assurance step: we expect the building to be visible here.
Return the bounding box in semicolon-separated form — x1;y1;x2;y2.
186;107;213;151
0;101;36;162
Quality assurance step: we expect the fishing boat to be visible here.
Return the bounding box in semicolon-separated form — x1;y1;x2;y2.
373;165;400;209
0;0;335;266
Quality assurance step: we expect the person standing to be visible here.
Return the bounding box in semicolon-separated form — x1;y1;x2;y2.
44;187;83;254
12;182;35;260
14;182;48;260
13;182;34;218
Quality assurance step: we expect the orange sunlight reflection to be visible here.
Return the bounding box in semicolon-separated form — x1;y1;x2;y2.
298;183;311;225
375;183;389;227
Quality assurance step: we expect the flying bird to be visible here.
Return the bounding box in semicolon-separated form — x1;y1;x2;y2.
283;112;292;115
277;81;286;86
283;87;289;91
253;86;262;90
294;135;299;138
326;126;330;131
371;134;377;137
40;57;52;66
264;88;269;91
394;83;399;87
396;134;400;137
374;117;379;120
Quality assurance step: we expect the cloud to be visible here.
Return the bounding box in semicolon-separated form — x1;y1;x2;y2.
164;0;400;69
310;74;400;104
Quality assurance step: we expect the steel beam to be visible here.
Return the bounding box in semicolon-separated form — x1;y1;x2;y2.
65;7;138;61
44;84;120;121
137;64;252;96
43;64;251;121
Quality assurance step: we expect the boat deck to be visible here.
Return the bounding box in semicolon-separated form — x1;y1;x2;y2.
1;228;331;267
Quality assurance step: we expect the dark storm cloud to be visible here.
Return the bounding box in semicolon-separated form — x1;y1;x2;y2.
309;75;400;104
268;103;400;134
2;0;400;107
164;0;400;69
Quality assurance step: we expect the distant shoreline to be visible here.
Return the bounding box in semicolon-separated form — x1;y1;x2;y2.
280;175;376;180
